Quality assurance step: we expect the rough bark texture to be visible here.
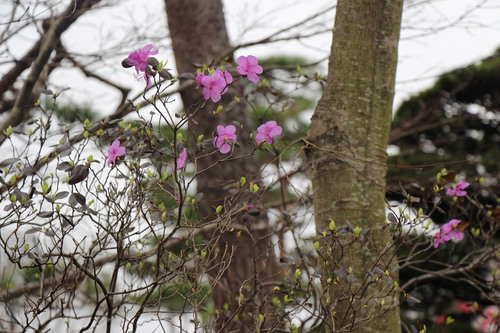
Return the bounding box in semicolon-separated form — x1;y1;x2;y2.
306;0;403;332
164;1;281;331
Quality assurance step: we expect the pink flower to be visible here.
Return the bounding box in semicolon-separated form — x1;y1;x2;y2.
107;140;126;166
128;44;158;74
457;301;475;314
473;306;499;333
447;181;469;197
237;55;263;83
176;147;187;169
196;73;206;85
199;70;232;102
432;219;464;248
255;120;282;144
435;314;446;326
213;125;237;154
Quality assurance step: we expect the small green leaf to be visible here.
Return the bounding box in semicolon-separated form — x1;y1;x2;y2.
296;65;303;75
249;183;259;193
239;177;246;186
41;181;50;194
200;250;207;259
3;125;13;137
8;174;16;185
313;241;319;251
353;226;362;236
294;269;301;279
86;155;94;164
215;205;223;214
197;134;204;142
213;105;223;115
328;218;336;230
24;244;30;252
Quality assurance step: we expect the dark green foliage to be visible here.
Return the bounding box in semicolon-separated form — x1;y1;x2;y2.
43;97;97;123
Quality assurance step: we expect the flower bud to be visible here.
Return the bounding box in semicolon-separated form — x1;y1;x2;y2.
121;58;132;68
147;57;159;66
159;69;173;80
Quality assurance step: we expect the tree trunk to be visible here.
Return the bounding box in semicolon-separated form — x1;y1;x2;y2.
164;1;280;331
306;0;403;332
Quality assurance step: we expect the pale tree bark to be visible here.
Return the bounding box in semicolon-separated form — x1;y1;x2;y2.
164;1;281;331
306;0;403;332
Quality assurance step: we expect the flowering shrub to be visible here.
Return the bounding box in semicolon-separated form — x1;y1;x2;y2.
432;219;465;248
447;181;469;197
196;69;233;102
213;125;237;154
107;140;126;166
255;120;282;144
237;55;263;82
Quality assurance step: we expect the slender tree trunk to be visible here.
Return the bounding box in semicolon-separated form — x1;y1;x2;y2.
306;1;403;332
164;1;281;331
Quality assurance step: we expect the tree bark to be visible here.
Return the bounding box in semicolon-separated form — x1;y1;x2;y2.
307;0;403;332
164;1;280;331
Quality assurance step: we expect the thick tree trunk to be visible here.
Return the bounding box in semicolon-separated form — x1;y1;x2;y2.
307;0;403;332
164;1;280;331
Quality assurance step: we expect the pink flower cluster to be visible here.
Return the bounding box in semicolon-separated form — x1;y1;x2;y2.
107;140;126;166
255;121;282;144
212;121;282;154
473;306;499;333
196;55;263;102
127;44;158;88
432;219;464;248
196;70;233;103
236;55;263;83
447;181;469;197
213;125;237;154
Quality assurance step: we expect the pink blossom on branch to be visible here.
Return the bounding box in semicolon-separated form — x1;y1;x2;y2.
128;44;158;74
199;70;233;102
255;120;282;144
213;125;237;154
107;140;126;166
237;55;263;83
446;181;469;197
432;219;465;248
176;147;187;169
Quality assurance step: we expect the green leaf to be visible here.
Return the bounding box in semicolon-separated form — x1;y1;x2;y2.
3;125;12;137
313;241;319;251
249;183;259;193
328;218;336;230
215;205;223;214
239;177;246;186
41;181;50;194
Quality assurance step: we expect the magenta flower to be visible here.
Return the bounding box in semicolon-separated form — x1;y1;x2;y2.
107;140;126;166
446;181;469;197
199;70;232;102
237;55;263;83
213;125;237;154
128;44;158;74
176;147;187;169
255;120;282;144
196;73;206;85
432;219;464;248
